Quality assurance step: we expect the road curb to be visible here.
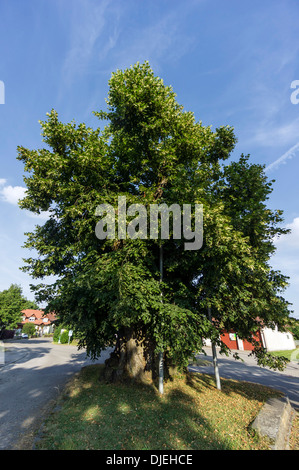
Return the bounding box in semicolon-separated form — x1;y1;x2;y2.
251;396;295;450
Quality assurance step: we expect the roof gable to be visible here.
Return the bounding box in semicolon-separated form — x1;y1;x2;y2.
21;309;57;322
21;309;44;319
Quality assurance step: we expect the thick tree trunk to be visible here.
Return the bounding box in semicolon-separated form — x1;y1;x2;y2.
103;327;152;383
103;327;178;384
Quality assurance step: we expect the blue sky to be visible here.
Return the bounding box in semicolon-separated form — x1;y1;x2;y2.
0;0;299;318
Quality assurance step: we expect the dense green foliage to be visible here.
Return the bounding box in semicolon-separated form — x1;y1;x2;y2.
22;322;36;337
17;62;291;371
288;317;299;340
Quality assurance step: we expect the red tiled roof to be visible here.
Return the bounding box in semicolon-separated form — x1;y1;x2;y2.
21;309;44;319
46;312;57;322
21;309;57;319
21;309;57;325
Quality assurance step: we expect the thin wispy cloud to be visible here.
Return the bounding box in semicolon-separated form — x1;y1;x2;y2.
55;0;124;117
252;117;299;146
61;0;119;82
61;0;198;83
265;141;299;173
111;3;197;73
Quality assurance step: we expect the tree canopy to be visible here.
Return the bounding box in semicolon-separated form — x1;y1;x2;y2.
17;62;291;377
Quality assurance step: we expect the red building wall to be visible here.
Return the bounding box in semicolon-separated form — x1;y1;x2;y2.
221;330;262;351
220;331;238;349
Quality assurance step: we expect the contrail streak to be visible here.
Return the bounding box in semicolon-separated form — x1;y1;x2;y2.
265;141;299;173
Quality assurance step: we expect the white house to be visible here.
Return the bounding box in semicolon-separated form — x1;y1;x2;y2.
20;309;57;335
260;326;296;352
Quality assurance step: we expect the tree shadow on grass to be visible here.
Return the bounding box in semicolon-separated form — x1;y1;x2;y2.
35;364;276;450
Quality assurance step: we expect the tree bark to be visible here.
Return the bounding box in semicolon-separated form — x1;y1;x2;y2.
102;327;178;384
103;327;152;383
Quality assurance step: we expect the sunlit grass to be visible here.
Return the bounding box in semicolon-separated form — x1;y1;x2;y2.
270;348;299;361
35;364;282;450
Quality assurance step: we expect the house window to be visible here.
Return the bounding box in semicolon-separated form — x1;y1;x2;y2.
29;317;35;322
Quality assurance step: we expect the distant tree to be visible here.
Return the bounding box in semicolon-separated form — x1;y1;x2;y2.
288;317;299;340
22;322;36;337
0;284;38;337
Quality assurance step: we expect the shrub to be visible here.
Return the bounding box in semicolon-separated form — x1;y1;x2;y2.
60;330;70;344
53;325;72;344
22;322;36;337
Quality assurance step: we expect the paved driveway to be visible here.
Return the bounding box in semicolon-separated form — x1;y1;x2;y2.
0;337;109;450
190;347;299;409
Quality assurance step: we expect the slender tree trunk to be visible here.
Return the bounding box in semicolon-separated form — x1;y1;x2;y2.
208;306;221;390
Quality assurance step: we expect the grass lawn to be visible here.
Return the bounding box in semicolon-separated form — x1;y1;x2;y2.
270;348;299;361
289;412;299;450
34;364;285;451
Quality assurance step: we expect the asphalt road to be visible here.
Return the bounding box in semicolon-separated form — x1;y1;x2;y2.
190;347;299;410
0;337;110;450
